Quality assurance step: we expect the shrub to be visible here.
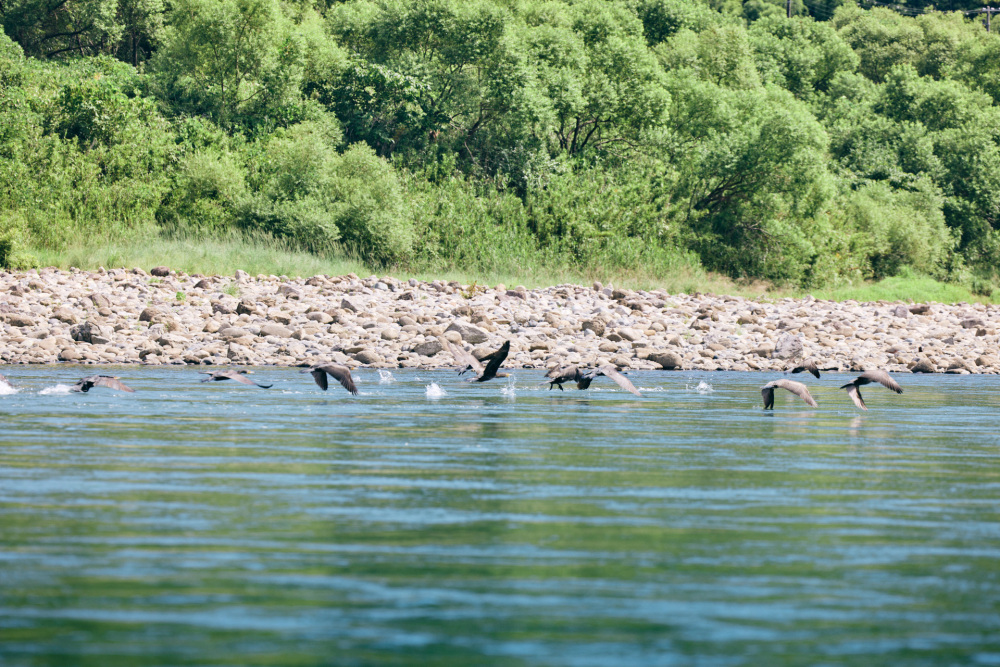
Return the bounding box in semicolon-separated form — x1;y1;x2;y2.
329;143;412;265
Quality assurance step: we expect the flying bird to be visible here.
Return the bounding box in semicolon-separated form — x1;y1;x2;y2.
544;365;642;396
0;374;13;390
787;361;838;379
469;340;511;382
199;369;272;388
300;363;358;395
761;379;817;409
840;370;903;411
577;365;643;397
71;375;135;393
441;339;485;376
442;339;511;382
544;365;585;390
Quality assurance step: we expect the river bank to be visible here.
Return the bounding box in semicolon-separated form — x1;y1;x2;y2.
1;267;997;374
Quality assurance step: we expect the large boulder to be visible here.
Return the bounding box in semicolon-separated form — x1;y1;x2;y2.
773;334;803;360
353;349;383;365
88;293;111;308
150;266;171;277
445;321;489;344
259;323;293;338
413;340;443;357
70;321;113;344
139;307;160;322
649;351;682;370
6;314;34;327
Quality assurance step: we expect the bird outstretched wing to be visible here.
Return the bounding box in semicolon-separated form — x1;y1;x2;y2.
859;370;903;394
845;384;867;410
597;365;642;397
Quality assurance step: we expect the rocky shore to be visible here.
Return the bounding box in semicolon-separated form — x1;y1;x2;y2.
1;267;998;374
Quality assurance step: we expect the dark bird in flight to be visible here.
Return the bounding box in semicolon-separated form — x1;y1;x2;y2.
441;339;484;376
761;379;817;409
787;361;838;379
840;370;903;411
544;365;585;390
546;365;641;397
71;375;135;393
577;365;643;397
300;363;358;395
443;339;511;382
199;369;272;388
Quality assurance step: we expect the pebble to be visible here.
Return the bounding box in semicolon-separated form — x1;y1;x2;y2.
0;268;997;374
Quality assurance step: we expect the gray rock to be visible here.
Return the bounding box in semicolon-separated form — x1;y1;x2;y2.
7;314;34;327
59;347;82;361
259;323;293;338
618;327;641;342
139;307;160;322
341;298;360;312
649;351;682;369
150;266;171;277
892;305;910;318
235;269;250;282
910;358;937;373
278;284;301;299
774;334;803;360
445;321;489;344
218;327;250;340
70;321;113;343
52;307;78;324
212;299;237;315
236;299;256;315
354;349;383;365
413;340;443;357
961;318;986;329
307;311;333;324
88;293;111;308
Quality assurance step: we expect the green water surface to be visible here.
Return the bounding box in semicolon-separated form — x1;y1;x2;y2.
1;367;998;666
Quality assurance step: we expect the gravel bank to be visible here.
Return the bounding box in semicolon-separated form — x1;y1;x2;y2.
1;267;997;374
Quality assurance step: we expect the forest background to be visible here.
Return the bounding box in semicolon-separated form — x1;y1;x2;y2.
2;0;1000;300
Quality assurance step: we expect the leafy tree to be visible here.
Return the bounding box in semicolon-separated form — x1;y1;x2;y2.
1;0;122;59
832;4;924;82
152;0;301;127
749;15;858;99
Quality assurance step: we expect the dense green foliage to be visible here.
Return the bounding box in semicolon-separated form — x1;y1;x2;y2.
2;0;1000;291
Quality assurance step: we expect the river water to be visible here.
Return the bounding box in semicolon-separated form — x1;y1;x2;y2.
1;366;998;665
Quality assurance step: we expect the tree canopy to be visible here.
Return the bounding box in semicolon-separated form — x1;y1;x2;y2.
2;0;1000;291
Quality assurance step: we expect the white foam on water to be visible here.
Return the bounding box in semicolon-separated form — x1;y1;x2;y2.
40;384;73;395
0;383;18;395
425;383;447;399
685;381;714;395
500;375;517;398
378;370;396;385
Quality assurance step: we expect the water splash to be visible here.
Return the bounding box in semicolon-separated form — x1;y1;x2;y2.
378;370;396;385
685;381;714;395
0;383;18;395
40;384;73;395
500;375;517;398
425;383;447;399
